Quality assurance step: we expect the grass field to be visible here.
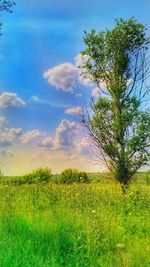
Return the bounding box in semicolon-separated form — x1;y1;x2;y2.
0;174;150;267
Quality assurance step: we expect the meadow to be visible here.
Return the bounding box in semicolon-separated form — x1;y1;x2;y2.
0;173;149;267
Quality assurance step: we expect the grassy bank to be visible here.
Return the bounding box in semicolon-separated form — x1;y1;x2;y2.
0;178;149;266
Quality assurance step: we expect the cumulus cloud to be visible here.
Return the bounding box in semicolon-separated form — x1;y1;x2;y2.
43;54;95;92
8;128;23;136
20;130;43;144
0;120;90;163
39;119;82;151
65;106;82;116
0;128;43;147
0;120;101;173
0;128;23;145
0;92;26;108
38;136;54;149
55;119;82;149
0;128;22;147
7;128;23;141
44;63;77;92
76;136;91;155
44;54;109;94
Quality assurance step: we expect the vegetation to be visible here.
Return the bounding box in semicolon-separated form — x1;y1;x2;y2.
0;0;15;32
0;167;53;185
82;18;150;191
0;174;149;266
25;167;53;184
0;0;15;13
60;168;89;184
0;14;149;266
0;168;89;185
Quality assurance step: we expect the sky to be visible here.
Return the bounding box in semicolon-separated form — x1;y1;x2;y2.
0;0;150;175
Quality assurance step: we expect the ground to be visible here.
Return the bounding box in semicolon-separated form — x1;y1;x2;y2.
0;175;149;267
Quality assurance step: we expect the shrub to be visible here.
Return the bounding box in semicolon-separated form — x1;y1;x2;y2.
60;168;89;184
23;167;52;184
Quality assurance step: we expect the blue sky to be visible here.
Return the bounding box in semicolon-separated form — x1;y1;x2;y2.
0;0;150;175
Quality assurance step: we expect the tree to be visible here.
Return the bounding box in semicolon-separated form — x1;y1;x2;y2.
0;0;15;12
0;0;15;32
81;18;150;191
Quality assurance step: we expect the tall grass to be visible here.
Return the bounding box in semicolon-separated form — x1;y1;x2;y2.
0;177;149;266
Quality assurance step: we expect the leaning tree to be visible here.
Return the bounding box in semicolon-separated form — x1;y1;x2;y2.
81;18;150;191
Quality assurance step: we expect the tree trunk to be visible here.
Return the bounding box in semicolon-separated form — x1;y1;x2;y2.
116;162;128;193
121;181;128;193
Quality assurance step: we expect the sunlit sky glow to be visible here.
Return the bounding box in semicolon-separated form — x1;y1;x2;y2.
0;0;150;175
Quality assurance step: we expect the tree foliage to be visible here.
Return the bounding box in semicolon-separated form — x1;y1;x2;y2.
82;18;150;190
0;0;15;12
0;0;15;32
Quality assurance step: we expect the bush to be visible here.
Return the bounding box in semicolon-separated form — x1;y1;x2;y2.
23;167;52;184
60;168;89;184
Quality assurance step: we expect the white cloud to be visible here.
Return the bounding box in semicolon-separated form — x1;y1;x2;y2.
0;92;26;108
0;127;22;147
43;54;109;95
76;136;91;154
39;119;82;151
0;128;23;145
44;63;77;92
0;121;105;174
43;54;95;93
74;53;88;68
20;130;43;144
65;106;82;116
38;136;54;149
0;128;43;147
7;128;23;141
0;120;91;164
55;119;82;149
